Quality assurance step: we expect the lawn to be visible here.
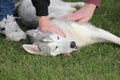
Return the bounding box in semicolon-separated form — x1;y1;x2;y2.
0;0;120;80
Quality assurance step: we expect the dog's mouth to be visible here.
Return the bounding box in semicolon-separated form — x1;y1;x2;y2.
64;45;79;56
73;45;79;52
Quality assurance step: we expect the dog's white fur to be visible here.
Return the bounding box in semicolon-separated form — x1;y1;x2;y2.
23;19;120;56
15;0;120;56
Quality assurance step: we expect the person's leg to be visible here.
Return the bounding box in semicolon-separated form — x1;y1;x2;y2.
0;0;14;21
0;0;26;41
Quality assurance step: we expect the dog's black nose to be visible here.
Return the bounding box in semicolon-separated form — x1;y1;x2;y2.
70;41;76;48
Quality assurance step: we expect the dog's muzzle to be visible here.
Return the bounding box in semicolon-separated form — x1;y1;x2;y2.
70;41;79;52
73;45;79;52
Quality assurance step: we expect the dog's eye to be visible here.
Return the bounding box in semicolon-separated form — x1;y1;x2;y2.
57;36;59;40
55;46;58;49
53;46;58;51
52;46;58;51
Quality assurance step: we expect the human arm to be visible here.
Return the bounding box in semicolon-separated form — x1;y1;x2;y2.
63;0;101;24
31;0;65;37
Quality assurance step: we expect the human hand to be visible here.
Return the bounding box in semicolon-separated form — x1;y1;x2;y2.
62;3;96;24
38;16;66;37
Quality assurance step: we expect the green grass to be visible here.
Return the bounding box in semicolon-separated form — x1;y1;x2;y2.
0;0;120;80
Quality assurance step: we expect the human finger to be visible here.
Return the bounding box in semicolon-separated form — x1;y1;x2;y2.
62;13;82;21
77;17;89;24
47;28;66;38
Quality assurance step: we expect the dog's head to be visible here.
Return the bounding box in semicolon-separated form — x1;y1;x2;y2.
22;29;79;56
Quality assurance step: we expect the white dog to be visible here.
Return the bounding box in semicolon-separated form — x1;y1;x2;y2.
14;0;120;56
23;18;120;56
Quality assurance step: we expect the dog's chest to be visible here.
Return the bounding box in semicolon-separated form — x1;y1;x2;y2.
52;20;94;47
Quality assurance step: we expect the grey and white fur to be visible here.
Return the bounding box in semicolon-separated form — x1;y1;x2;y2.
14;0;120;56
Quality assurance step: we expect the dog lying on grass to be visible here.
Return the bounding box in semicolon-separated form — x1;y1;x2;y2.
14;0;120;56
22;18;120;56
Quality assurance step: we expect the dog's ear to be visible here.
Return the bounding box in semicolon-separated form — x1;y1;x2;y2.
22;44;42;55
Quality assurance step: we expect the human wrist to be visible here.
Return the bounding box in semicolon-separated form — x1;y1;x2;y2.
84;3;96;11
38;16;50;24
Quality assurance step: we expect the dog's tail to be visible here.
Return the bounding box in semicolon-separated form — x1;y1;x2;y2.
94;28;120;45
